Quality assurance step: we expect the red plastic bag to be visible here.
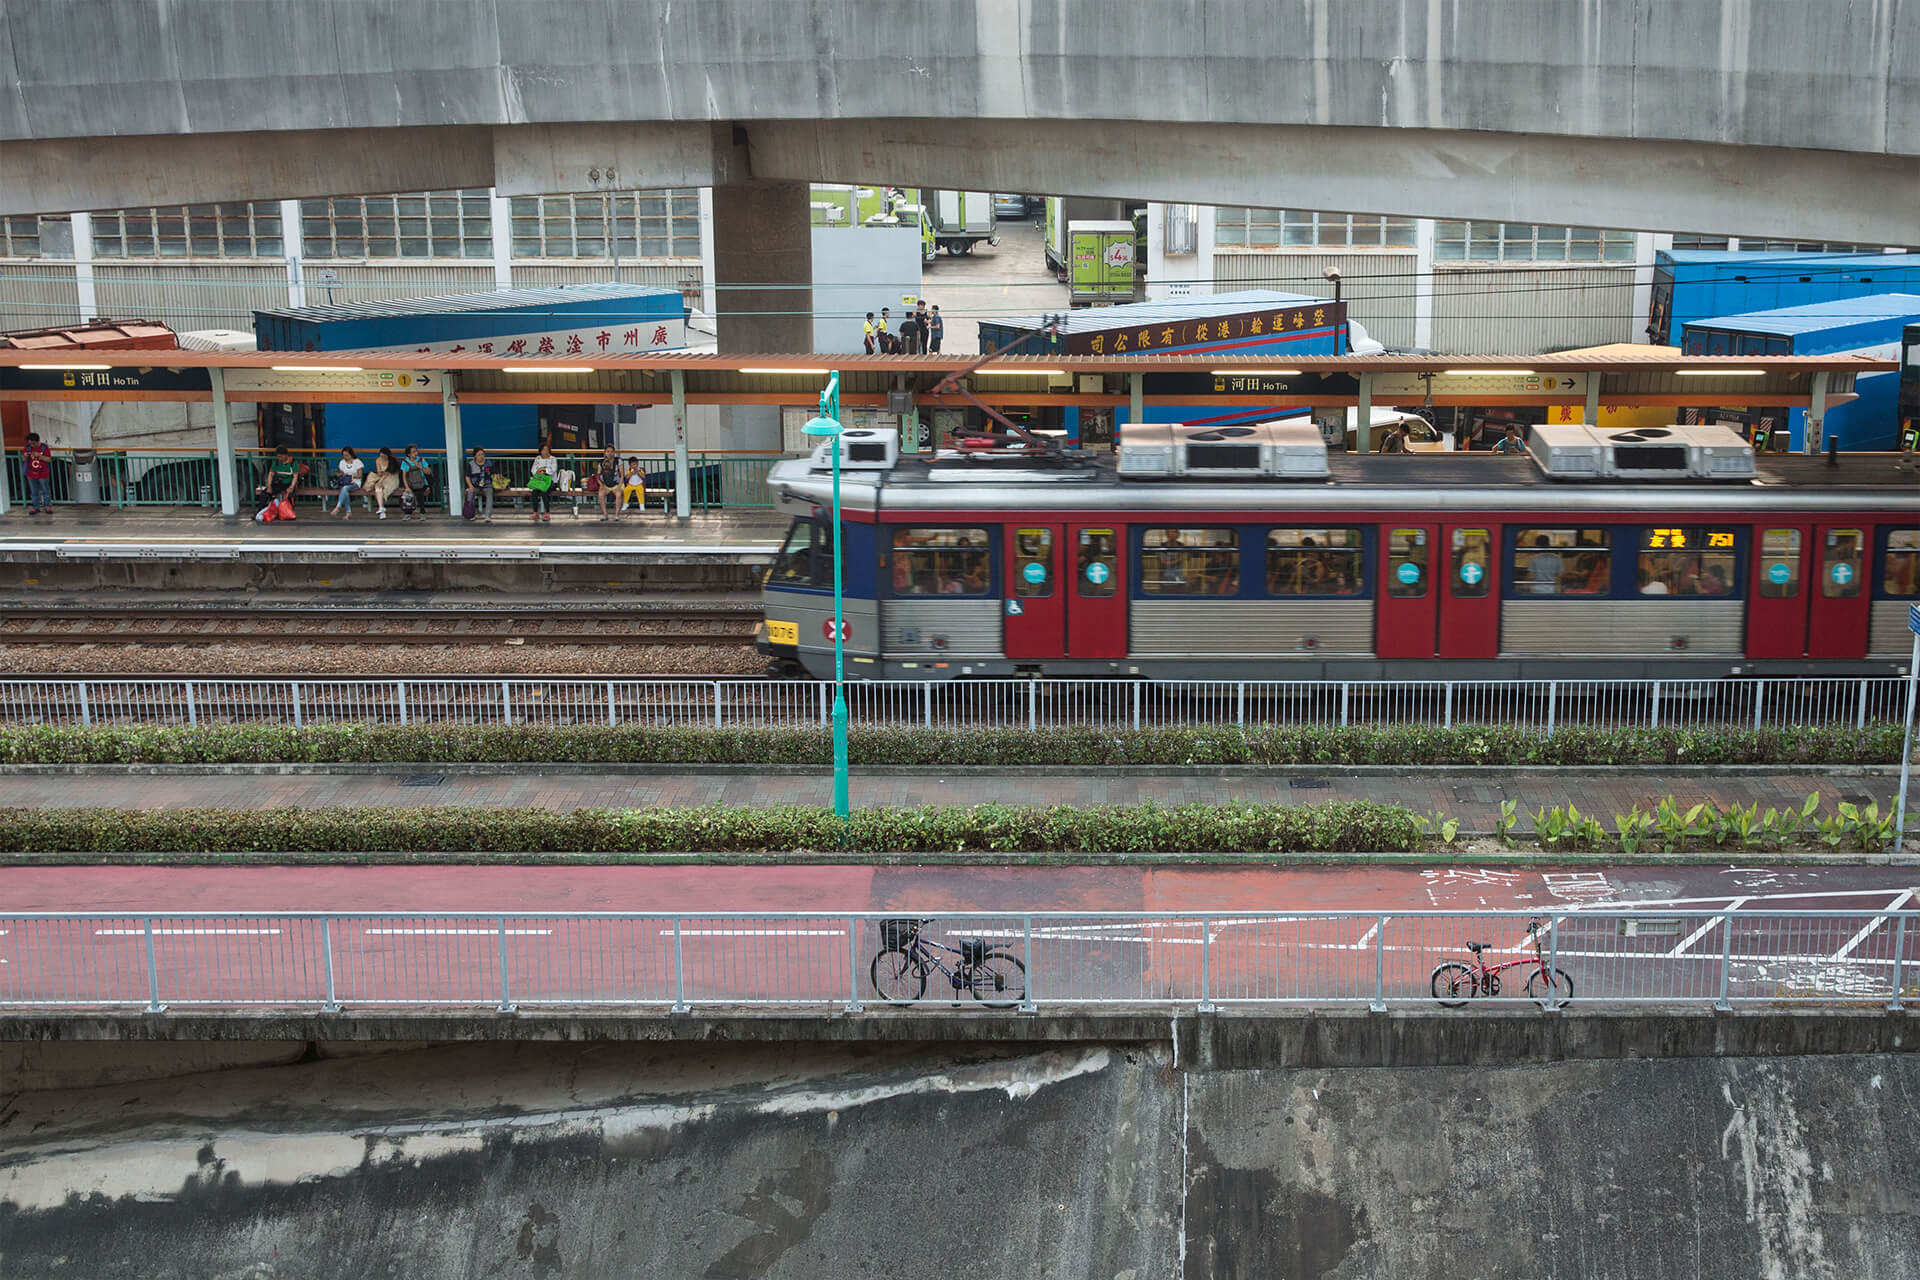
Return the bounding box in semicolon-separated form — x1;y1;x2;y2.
274;496;297;521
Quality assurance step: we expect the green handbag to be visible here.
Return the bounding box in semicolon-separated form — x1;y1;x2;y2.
527;472;554;492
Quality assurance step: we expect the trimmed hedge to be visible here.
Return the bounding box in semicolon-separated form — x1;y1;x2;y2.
0;801;1423;855
0;723;1900;767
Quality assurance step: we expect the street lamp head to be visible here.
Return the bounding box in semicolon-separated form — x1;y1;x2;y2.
1322;266;1342;283
802;416;844;438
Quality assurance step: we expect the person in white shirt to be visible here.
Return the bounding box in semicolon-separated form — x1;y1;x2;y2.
328;447;364;518
528;443;559;523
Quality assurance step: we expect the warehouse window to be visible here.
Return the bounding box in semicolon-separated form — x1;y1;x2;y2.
1670;234;1732;251
0;216;40;257
1214;208;1414;250
92;204;283;258
511;190;701;259
1433;222;1636;263
300;191;491;260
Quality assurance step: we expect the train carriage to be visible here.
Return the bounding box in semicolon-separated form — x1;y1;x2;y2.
760;422;1920;682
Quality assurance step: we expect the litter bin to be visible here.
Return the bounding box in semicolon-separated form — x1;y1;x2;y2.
70;449;100;505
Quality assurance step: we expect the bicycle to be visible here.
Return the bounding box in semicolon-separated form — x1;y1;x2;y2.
1430;917;1574;1007
870;917;1027;1008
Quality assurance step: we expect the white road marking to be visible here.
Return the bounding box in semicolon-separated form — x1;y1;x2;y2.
365;928;552;936
1836;888;1915;959
659;929;845;938
1669;899;1748;958
94;928;282;936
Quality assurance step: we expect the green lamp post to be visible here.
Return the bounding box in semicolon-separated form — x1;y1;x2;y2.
802;372;850;819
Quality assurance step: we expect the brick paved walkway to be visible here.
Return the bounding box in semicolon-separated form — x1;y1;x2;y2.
0;768;1893;831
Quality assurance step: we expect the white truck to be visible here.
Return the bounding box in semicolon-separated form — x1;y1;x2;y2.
927;191;999;256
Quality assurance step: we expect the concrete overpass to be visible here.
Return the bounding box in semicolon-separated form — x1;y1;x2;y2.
4;0;1917;348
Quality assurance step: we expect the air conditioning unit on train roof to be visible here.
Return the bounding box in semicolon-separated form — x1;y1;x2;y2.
1118;419;1329;480
1527;423;1756;481
807;426;899;472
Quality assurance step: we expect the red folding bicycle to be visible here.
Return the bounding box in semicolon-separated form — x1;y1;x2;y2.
1430;917;1575;1006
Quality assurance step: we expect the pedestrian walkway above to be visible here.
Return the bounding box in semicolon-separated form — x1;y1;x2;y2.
0;766;1890;832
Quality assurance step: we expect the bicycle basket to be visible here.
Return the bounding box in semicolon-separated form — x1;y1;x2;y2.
959;938;990;966
878;918;920;950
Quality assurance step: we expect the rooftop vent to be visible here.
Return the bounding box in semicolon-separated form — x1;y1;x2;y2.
808;426;899;472
1527;424;1755;481
1119;419;1329;480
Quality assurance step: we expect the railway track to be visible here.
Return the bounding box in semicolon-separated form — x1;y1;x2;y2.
0;607;761;648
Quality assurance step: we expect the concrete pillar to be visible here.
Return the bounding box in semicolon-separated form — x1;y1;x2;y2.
490;193;513;291
1584;374;1601;427
1356;373;1375;454
70;212;96;324
1129;371;1144;438
1806;372;1831;454
280;199;306;307
208;366;239;519
712;180;812;353
1412;219;1436;353
441;375;463;517
671;369;692;521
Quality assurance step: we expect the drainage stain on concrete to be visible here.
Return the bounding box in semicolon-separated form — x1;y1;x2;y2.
514;1201;563;1278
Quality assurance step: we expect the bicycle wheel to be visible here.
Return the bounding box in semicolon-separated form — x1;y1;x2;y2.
968;951;1027;1009
1430;962;1477;1007
1525;967;1574;1006
870;948;928;1003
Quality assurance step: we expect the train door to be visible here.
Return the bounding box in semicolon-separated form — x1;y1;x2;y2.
1004;525;1065;659
1376;525;1437;659
1807;524;1871;659
1003;524;1127;660
1067;524;1126;658
1438;524;1501;658
1747;524;1811;659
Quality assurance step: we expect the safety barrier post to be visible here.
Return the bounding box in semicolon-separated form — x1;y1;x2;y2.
501;680;513;726
290;682;303;729
1649;680;1662;730
1753;679;1766;731
1022;915;1036;1012
671;918;689;1012
77;681;91;728
321;918;340;1012
606;682;618;728
713;681;724;730
1371;914;1387;1012
1131;682;1141;731
143;917;164;1013
1547;918;1563;1012
1716;912;1734;1011
184;681;198;727
1443;682;1454;730
1889;916;1910;1012
1545;682;1557;737
1028;681;1037;732
1339;682;1350;727
1236;682;1246;727
496;917;515;1013
846;916;863;1012
924;682;933;729
1198;916;1215;1012
396;681;409;726
1859;678;1871;730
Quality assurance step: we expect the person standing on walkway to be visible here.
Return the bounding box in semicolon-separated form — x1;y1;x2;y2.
877;307;894;354
897;308;919;357
863;312;877;354
913;299;931;354
928;304;944;353
464;447;494;524
22;432;52;515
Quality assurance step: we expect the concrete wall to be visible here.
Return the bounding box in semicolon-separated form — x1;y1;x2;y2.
6;1012;1920;1279
810;226;924;354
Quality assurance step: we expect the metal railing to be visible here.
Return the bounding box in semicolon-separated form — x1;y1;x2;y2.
1;910;1910;1013
0;675;1906;733
2;448;784;513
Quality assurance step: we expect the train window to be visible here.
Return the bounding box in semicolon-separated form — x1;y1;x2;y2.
1141;528;1239;596
1265;528;1363;596
768;519;833;589
1759;529;1802;598
1637;527;1737;597
891;527;990;596
1077;528;1118;598
1013;528;1053;598
1513;528;1611;596
1449;529;1492;599
1821;529;1864;599
1386;528;1428;598
1883;530;1920;597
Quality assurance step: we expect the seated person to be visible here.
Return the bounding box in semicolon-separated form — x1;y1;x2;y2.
252;447;307;521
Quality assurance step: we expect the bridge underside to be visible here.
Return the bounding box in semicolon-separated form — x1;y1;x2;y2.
9;118;1918;245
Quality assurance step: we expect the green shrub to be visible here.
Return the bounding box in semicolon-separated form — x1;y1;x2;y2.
0;723;1898;767
0;800;1424;855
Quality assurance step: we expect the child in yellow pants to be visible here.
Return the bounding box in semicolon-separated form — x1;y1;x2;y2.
617;458;649;516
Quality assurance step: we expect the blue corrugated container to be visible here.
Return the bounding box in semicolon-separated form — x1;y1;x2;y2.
254;285;685;453
1649;251;1920;346
1682;294;1920;451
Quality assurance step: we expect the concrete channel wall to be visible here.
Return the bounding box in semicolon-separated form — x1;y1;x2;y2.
4;1010;1918;1277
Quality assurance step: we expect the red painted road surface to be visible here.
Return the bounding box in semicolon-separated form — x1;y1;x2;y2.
4;864;1916;1010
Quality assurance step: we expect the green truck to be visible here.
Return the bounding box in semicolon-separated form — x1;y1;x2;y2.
1066;220;1137;306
